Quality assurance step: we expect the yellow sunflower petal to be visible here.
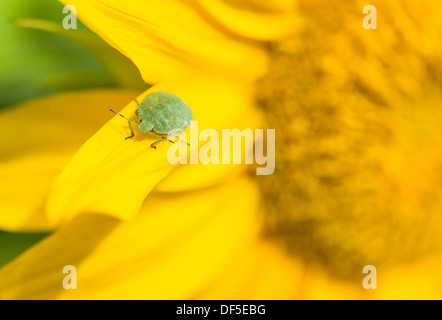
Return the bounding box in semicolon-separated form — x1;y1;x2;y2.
241;0;297;12
373;253;442;299
0;89;137;232
0;178;259;299
151;76;262;193
199;234;364;299
46;92;173;226
197;0;299;41
199;241;303;299
47;76;260;224
60;0;267;84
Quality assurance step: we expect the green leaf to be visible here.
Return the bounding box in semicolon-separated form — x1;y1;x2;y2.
14;18;147;91
0;0;147;109
0;231;49;268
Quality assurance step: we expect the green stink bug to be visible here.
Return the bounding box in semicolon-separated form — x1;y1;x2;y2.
110;92;193;149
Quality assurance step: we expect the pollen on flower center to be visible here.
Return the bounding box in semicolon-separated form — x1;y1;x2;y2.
256;0;442;279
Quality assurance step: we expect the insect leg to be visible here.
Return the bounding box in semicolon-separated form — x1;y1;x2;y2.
109;109;140;140
148;132;175;144
124;119;140;140
125;120;135;140
169;134;190;146
150;139;165;149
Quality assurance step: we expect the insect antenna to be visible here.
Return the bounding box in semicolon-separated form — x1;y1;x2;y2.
109;109;131;121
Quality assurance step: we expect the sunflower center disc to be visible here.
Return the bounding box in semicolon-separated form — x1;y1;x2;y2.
257;0;442;279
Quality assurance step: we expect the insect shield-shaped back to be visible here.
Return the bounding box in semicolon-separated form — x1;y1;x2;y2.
138;92;193;135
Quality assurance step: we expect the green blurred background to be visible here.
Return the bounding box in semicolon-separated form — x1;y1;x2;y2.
0;0;145;267
0;0;115;109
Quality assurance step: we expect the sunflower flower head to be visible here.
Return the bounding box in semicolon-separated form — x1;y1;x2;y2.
258;0;442;278
1;0;442;300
